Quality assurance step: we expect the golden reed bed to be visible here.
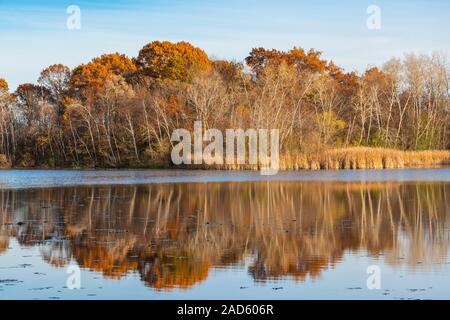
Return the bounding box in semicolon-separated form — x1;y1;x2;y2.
219;147;450;171
281;147;450;170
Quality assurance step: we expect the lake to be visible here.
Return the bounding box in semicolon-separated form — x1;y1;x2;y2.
1;169;450;300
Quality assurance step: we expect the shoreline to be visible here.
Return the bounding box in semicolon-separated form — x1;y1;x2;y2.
1;168;450;191
1;164;450;171
2;147;450;170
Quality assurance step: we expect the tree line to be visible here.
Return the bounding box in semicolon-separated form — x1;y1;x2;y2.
0;41;449;168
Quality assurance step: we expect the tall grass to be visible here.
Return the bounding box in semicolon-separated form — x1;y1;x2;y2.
279;147;450;170
216;147;450;171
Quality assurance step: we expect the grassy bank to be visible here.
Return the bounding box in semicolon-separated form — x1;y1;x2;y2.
2;147;450;170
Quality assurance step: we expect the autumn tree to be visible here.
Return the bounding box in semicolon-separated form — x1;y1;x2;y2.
38;64;71;122
0;78;8;92
70;53;136;97
0;78;14;164
92;53;137;75
246;47;327;76
38;64;71;101
136;41;211;82
212;60;243;85
13;84;56;165
14;84;51;127
188;70;232;130
70;63;111;96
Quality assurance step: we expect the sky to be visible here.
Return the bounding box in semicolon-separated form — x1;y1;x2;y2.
0;0;449;90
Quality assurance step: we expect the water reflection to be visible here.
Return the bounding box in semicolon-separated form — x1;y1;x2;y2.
1;182;449;291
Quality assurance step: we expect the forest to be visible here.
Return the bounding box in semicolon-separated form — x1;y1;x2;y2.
0;41;449;169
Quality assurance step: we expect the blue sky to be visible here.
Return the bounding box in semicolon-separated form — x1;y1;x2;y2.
1;0;449;90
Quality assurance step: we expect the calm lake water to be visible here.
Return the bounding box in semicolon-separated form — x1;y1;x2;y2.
1;169;450;300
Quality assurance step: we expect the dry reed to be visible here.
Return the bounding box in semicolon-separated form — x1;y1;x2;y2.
280;147;450;170
216;147;450;171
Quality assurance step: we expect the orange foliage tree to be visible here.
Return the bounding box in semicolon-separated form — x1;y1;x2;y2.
70;53;136;96
136;41;211;82
0;78;8;92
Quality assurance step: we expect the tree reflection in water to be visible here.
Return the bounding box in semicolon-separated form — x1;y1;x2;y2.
1;181;449;290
